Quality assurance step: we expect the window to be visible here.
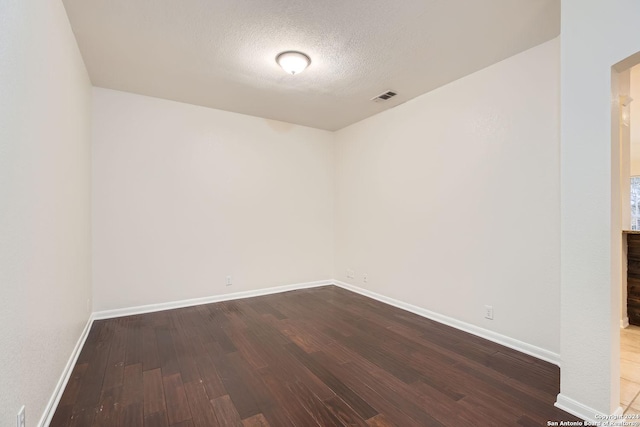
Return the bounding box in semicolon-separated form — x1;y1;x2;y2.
631;176;640;230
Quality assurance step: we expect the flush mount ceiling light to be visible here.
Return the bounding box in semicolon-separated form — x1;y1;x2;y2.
276;51;311;75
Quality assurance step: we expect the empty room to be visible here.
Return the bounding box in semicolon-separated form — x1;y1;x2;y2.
2;0;639;426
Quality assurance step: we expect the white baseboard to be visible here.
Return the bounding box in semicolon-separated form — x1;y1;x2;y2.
38;314;95;427
332;280;561;366
94;278;560;363
622;317;630;329
93;279;333;320
555;393;623;423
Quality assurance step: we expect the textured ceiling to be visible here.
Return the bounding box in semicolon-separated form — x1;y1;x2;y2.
62;0;560;131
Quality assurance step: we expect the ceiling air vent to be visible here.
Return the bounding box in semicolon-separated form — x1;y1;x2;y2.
371;90;397;103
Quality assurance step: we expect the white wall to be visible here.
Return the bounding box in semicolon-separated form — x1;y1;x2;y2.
630;66;640;176
0;0;92;425
560;0;640;416
334;39;560;353
92;88;334;311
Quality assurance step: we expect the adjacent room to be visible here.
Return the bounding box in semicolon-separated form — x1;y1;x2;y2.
2;0;640;426
620;63;640;414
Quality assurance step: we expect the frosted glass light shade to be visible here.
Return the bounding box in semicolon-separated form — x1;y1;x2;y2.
276;51;311;75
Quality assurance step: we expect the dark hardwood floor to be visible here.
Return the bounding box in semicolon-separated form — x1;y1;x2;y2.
51;285;579;426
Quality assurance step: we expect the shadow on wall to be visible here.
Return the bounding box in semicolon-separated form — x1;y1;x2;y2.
265;119;296;133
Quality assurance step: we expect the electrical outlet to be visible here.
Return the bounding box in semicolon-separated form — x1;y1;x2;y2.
17;406;25;427
484;305;494;320
346;269;355;279
226;275;232;286
363;273;368;283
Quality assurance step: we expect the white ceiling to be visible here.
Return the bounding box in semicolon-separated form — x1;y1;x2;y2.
62;0;560;131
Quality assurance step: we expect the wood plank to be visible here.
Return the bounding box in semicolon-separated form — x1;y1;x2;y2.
314;354;443;427
367;414;397;427
75;321;107;364
212;352;262;419
156;326;180;376
286;381;345;427
142;320;161;371
92;385;122;427
68;324;112;426
49;403;74;427
118;401;143;427
287;344;378;420
224;324;268;370
242;414;271;427
59;363;88;406
125;316;144;366
258;369;322;427
102;318;127;391
225;353;296;427
183;380;220;427
322;396;369;427
162;373;192;425
144;411;169;427
122;363;143;406
211;395;244;427
244;327;335;401
170;318;201;384
143;368;166;417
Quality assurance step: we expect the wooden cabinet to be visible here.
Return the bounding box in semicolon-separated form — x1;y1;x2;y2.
627;234;640;326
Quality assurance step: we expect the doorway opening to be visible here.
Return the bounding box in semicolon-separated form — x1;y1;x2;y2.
616;54;640;414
